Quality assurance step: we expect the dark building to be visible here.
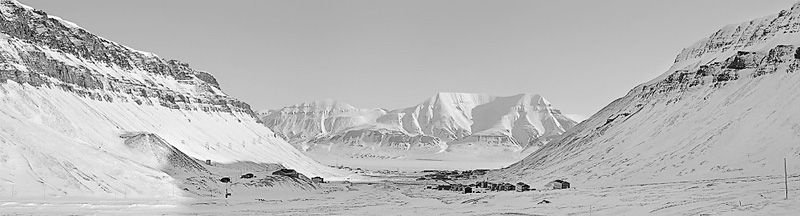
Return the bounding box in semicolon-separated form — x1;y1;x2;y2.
516;182;530;192
545;180;570;189
451;184;465;192
312;176;324;183
498;183;516;191
476;181;491;188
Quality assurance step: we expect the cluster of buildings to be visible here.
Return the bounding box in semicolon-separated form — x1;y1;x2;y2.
417;169;490;181
474;181;531;192
427;180;570;194
427;181;531;193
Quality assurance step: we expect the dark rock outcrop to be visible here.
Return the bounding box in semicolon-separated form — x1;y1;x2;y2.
272;168;300;178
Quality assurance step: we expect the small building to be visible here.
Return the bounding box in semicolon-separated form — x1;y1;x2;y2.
475;181;491;189
498;183;516;191
516;182;530;192
312;176;324;183
489;183;500;191
545;180;570;189
240;173;255;179
451;184;465;192
472;187;488;193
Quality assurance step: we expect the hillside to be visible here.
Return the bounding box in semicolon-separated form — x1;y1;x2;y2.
0;0;349;199
492;2;800;187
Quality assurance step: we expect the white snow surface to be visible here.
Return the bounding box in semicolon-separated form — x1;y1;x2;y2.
4;175;799;215
0;80;351;199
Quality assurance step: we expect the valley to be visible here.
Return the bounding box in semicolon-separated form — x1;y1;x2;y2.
3;0;800;215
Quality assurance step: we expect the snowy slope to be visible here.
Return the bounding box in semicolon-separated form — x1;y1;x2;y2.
260;93;577;160
0;0;350;199
492;1;800;187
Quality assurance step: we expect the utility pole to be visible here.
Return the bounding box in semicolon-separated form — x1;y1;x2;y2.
785;158;789;200
41;181;46;201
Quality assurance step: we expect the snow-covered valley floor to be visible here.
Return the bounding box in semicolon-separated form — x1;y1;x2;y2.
3;174;800;215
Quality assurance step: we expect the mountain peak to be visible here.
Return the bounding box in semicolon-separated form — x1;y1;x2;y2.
1;0;82;29
278;99;357;112
1;0;26;8
516;93;548;105
673;2;800;66
261;92;579;159
430;92;489;100
792;1;800;11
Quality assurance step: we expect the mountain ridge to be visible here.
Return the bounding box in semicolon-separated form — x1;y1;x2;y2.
0;0;350;198
491;1;800;187
259;92;578;160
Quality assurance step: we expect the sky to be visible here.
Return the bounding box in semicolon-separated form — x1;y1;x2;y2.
21;0;800;121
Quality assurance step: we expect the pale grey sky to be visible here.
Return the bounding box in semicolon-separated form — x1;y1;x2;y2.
21;0;799;119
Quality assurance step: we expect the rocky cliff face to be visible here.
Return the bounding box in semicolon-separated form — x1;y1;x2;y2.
0;0;250;114
0;0;348;198
492;2;800;187
260;93;577;160
674;3;800;64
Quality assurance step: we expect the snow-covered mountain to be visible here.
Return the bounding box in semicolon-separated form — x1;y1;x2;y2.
492;2;800;187
0;0;349;199
259;93;577;160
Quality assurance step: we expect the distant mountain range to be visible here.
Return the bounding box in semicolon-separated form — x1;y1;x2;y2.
259;93;578;161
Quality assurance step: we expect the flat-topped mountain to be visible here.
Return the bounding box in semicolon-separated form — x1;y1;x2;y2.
259;93;577;161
